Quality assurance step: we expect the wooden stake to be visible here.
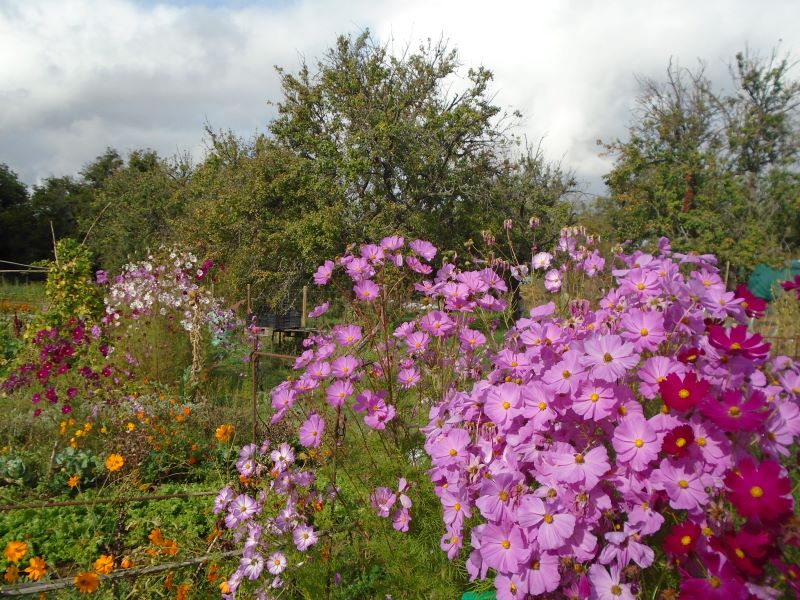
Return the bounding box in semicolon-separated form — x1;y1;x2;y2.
301;285;308;328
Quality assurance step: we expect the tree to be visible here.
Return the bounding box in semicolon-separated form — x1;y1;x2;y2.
270;31;525;250
601;48;800;277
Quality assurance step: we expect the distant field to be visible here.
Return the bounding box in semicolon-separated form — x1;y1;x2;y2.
0;280;46;313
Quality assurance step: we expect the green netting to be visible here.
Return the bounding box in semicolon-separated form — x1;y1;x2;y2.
747;261;800;301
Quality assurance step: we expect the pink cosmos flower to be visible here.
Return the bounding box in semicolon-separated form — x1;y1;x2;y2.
441;490;472;529
599;523;654;569
582;334;640;382
405;331;430;354
724;457;792;521
345;257;375;281
420;310;456;338
326;379;353;407
659;372;709;412
440;530;463;560
620;308;665;351
546;445;610;489
307;361;331;380
532;252;552;270
380;235;404;250
620;267;660;297
313;260;334;285
522;552;560;595
293;525;318;551
241;553;264;580
637;356;684;399
517;496;576;550
541;350;585;395
484;383;523;430
430;428;471;467
543;269;562;293
652;458;709;514
475;472;519;522
572;381;617;421
370;487;396;517
330;355;359;378
405;256;432;274
360;243;385;262
459;328;487;351
409;239;437;261
392;507;411;532
334;324;362;346
353;279;380;301
398;367;420;388
298;413;325;448
479;522;530;574
612;415;659;470
308;301;330;318
588;564;635;600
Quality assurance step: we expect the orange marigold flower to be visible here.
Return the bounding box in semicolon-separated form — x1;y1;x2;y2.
94;554;114;575
105;454;124;472
165;572;174;591
176;583;190;600
148;528;165;546
120;557;133;569
162;540;178;557
74;571;100;593
4;565;20;584
215;424;234;444
207;563;219;583
25;557;46;581
68;474;80;488
4;541;28;563
219;580;231;594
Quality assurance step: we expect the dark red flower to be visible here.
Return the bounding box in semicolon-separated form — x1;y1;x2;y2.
679;552;746;599
724;458;793;521
659;372;709;411
781;274;800;299
662;425;695;458
664;521;702;555
771;560;800;596
707;324;771;361
710;526;771;577
677;346;704;364
734;284;767;319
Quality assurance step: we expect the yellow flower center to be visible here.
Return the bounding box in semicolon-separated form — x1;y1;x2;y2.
590;393;600;402
681;535;692;546
499;491;509;502
697;436;706;446
728;406;741;417
449;448;457;456
603;352;614;363
538;401;547;411
636;283;645;291
611;584;623;595
709;576;721;588
575;453;585;464
678;479;689;489
502;401;511;410
735;548;745;559
543;514;554;524
501;540;511;549
676;437;687;448
531;561;540;570
640;328;649;336
750;485;764;498
453;503;461;511
618;406;628;416
678;388;690;399
730;342;741;350
634;439;644;448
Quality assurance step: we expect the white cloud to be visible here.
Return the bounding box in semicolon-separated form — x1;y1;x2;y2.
1;0;799;194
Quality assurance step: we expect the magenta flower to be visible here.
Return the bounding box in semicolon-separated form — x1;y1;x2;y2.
353;279;380;301
313;260;334;285
708;324;770;361
583;334;640;382
293;525;319;551
484;383;523;430
701;389;768;432
517;496;575;550
679;552;747;599
299;413;325;448
724;457;792;520
612;415;659;470
479;522;530;574
459;328;487;351
547;445;610;489
334;324;362;346
475;472;518;522
659;372;709;412
398;367;420;388
441;490;472;528
405;331;430;354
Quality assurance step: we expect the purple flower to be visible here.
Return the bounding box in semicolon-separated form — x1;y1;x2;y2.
517;496;575;550
392;508;411;532
240;553;264;580
409;239;437;261
543;269;562;292
299;413;325;448
612;415;659;471
405;331;430;354
479;522;530;574
380;235;404;250
267;552;287;575
330;355;359;378
583;334;640;382
398;367;420;388
371;487;396;517
652;458;710;514
588;564;635;600
293;525;319;551
420;310;456;337
326;380;353;407
522;552;560;595
620;308;665;351
430;428;471;467
309;301;330;318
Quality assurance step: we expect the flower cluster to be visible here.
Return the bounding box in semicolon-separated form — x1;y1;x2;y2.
103;248;237;334
424;233;799;598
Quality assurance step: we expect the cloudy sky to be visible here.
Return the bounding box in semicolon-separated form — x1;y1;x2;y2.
1;0;799;195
